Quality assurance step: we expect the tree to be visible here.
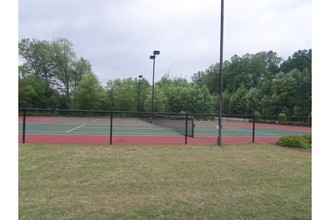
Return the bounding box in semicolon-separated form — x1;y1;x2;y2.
257;51;283;79
104;80;116;110
73;58;92;81
105;78;142;112
19;38;93;109
72;58;92;108
19;39;56;85
51;38;76;104
156;75;214;113
189;84;214;113
190;49;311;116
191;71;206;86
245;87;262;114
19;75;61;109
113;78;137;112
144;85;168;112
133;76;150;112
271;70;301;115
223;55;249;93
202;63;220;95
280;49;311;73
74;72;105;110
300;68;312;115
228;85;247;114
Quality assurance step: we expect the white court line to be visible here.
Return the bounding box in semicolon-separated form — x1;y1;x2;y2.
92;119;99;122
66;124;86;133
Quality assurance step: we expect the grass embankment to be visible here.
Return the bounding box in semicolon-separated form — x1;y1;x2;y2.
19;143;311;219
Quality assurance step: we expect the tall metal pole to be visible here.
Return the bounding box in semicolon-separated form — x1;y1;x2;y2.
217;0;224;146
150;50;160;120
151;58;156;113
138;75;142;112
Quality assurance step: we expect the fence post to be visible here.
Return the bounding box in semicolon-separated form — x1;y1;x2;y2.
252;115;256;143
110;112;113;145
185;113;188;145
192;116;195;138
22;108;26;144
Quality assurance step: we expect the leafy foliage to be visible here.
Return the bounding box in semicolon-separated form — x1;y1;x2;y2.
278;113;287;124
302;133;312;146
18;37;311;115
19;38;91;109
277;134;311;148
192;49;311;116
74;73;105;110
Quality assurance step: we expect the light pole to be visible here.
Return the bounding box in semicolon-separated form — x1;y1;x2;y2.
138;75;143;112
149;50;160;116
217;0;224;146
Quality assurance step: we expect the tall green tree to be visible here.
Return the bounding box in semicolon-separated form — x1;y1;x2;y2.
133;76;150;112
191;49;311;116
72;58;92;83
144;86;168;112
19;39;56;85
280;49;311;73
19;38;93;109
71;58;92;108
244;87;262;114
104;80;116;110
74;72;105;110
271;70;300;115
228;85;247;114
189;84;214;113
157;75;214;113
51;38;77;106
19;75;61;108
113;78;137;112
257;51;283;79
105;78;141;112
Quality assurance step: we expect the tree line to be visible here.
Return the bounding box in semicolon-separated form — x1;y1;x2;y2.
19;38;311;116
193;50;311;116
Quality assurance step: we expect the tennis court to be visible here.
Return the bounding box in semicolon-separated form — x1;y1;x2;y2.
18;115;311;145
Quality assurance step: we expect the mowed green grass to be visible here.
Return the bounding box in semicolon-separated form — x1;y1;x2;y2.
19;143;311;219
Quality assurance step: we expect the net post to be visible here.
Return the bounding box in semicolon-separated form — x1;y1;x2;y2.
22;108;26;144
185;113;188;144
110;112;113;145
252;115;256;143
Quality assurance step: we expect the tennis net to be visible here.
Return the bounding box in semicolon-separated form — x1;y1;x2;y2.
139;113;195;137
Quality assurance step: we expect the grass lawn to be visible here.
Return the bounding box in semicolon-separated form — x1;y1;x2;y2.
19;143;311;219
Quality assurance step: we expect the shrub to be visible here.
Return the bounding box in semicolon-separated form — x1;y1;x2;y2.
278;113;287;124
302;133;312;146
277;134;311;148
254;111;261;121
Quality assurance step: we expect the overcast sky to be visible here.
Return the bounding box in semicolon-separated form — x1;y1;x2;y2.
19;0;311;85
